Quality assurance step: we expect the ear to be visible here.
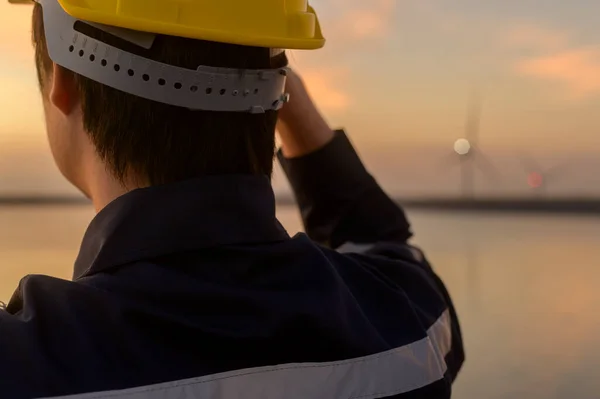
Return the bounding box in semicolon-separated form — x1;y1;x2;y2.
49;64;79;116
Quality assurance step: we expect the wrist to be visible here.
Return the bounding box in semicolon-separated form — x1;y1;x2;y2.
277;110;335;158
277;71;335;158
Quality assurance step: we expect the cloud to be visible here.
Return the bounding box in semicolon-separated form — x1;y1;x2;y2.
502;25;570;51
281;0;398;112
313;0;398;44
0;3;35;65
506;24;600;100
285;54;351;112
332;0;396;40
515;47;600;100
300;66;351;111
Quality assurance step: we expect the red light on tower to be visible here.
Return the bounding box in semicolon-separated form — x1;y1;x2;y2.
527;172;544;188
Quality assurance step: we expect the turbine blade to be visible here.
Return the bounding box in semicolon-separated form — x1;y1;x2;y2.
437;151;462;169
545;159;571;178
517;154;543;173
466;88;483;145
473;151;502;181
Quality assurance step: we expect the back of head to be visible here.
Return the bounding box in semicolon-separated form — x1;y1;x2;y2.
31;2;298;186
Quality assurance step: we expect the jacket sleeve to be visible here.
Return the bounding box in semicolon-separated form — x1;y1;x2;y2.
277;129;412;249
277;129;465;381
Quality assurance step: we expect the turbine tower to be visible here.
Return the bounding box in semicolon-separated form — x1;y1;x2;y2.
449;89;499;199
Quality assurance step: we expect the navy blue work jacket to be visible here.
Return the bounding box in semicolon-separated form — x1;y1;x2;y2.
0;131;464;399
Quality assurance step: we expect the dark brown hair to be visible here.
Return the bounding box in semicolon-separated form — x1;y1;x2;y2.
32;4;287;185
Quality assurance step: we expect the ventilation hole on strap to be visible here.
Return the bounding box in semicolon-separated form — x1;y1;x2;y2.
114;64;120;72
174;82;182;90
68;45;74;53
205;88;212;95
158;78;166;86
142;74;150;82
190;86;198;92
219;89;226;95
232;90;239;96
78;50;84;57
128;69;134;77
254;88;259;94
89;54;95;62
243;90;250;96
101;59;107;67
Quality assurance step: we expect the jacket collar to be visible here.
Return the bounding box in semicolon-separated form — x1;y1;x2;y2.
74;175;289;280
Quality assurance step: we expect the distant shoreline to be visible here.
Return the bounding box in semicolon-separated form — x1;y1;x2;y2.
396;198;600;215
0;197;91;205
1;196;600;215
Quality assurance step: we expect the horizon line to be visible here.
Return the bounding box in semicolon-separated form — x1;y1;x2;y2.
1;195;600;203
2;196;600;215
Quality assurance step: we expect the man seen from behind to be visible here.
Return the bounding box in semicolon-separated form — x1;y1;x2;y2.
0;0;465;398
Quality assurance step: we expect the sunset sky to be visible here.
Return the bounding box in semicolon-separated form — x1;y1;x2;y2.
0;0;599;198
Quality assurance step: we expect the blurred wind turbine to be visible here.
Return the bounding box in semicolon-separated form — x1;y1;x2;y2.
442;89;500;199
518;155;570;198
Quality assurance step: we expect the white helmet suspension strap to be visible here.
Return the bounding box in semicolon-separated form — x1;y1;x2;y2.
38;0;290;113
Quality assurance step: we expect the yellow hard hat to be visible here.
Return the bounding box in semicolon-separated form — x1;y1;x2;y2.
10;0;325;50
10;0;324;112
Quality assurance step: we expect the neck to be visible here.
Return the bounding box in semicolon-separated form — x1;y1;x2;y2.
86;158;145;213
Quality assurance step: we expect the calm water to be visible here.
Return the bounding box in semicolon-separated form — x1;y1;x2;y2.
1;205;599;399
